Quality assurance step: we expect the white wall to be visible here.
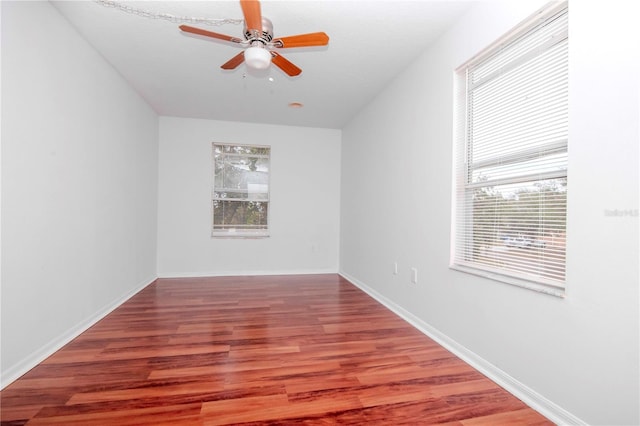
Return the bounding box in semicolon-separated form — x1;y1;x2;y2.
1;1;159;386
157;117;340;277
340;1;639;425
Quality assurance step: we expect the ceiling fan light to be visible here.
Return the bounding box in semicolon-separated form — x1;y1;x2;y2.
245;46;272;70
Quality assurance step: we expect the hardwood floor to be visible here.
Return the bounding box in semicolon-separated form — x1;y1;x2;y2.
1;274;552;425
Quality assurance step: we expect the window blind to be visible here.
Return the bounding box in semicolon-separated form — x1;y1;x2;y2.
452;4;568;293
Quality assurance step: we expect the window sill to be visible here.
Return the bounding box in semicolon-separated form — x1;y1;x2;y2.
211;232;270;239
450;264;565;298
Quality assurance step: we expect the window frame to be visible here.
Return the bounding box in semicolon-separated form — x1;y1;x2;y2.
211;142;271;238
450;2;568;297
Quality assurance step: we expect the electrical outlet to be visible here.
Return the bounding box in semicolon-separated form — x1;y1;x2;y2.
393;262;398;275
411;267;418;284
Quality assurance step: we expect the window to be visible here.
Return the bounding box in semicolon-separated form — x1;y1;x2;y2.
212;143;270;237
452;3;568;295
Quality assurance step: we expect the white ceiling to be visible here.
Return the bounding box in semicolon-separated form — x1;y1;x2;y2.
52;0;473;129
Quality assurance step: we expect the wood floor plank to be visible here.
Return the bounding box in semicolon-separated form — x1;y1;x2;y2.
65;380;227;405
283;373;362;395
460;407;555;425
28;402;204;425
201;393;364;425
0;274;552;425
351;381;438;407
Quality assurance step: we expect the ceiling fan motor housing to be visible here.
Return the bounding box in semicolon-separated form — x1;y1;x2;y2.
178;0;329;77
244;17;274;45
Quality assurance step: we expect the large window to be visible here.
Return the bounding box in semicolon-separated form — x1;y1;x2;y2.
212;143;270;237
452;3;568;295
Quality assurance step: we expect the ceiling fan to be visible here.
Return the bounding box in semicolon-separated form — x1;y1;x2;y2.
179;0;329;77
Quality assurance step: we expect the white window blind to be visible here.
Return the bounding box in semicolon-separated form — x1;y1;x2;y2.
212;143;270;237
452;3;568;294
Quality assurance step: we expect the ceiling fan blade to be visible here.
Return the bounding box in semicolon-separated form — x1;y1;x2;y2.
272;32;330;48
270;52;302;77
240;0;262;32
179;25;242;43
221;52;245;70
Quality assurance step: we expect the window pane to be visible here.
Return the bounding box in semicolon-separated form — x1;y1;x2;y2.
458;178;566;285
213;200;269;231
214;155;269;191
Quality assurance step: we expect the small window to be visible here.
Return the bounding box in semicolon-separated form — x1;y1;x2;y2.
212;143;270;237
452;3;568;295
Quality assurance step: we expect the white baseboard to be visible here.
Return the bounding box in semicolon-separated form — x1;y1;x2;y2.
339;271;586;426
157;268;339;279
0;275;157;390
